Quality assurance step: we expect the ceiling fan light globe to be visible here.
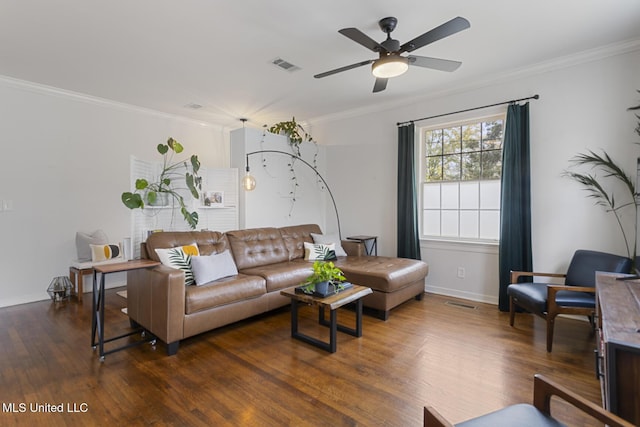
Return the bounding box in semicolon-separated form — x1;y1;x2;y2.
372;56;408;78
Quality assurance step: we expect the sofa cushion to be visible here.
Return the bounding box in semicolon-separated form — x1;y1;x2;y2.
185;274;266;314
90;243;123;262
76;229;108;261
191;250;238;285
241;261;313;292
155;245;199;286
334;256;428;292
279;224;322;260
303;242;337;261
311;232;347;257
227;227;289;270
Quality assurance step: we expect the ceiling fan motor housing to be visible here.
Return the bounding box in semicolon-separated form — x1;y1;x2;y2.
378;17;398;34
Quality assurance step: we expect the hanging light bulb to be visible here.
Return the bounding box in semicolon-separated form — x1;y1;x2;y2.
242;165;256;191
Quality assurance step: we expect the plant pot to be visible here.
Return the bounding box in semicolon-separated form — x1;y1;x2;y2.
314;281;330;296
149;192;169;207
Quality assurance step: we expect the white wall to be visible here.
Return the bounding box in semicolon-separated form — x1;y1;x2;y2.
230;127;333;234
0;77;228;307
313;47;640;304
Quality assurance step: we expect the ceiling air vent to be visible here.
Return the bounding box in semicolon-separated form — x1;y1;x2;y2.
184;103;203;110
271;57;301;72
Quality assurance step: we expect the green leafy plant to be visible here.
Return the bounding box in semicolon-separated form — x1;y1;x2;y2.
299;261;346;294
268;117;313;156
121;137;202;229
563;93;640;260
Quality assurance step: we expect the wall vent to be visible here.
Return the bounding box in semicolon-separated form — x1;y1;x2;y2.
271;57;301;72
445;300;478;310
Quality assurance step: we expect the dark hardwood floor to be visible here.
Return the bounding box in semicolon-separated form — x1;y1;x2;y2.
0;289;605;426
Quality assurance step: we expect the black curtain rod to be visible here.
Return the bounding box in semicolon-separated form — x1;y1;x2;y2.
396;94;540;127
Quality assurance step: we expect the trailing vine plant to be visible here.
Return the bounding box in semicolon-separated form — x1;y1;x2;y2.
563;92;640;261
263;117;321;217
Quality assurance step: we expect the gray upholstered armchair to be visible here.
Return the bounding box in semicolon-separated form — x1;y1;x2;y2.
507;249;632;352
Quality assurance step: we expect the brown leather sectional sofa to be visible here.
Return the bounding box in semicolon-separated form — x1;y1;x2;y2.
126;224;428;355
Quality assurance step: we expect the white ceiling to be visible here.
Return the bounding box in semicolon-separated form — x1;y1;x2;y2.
1;0;640;128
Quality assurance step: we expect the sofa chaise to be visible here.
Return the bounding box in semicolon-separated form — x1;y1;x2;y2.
126;224;428;355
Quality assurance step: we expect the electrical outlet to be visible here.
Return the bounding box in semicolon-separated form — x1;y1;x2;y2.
457;267;465;279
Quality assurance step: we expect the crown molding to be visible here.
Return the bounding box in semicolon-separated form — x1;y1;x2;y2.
0;74;225;130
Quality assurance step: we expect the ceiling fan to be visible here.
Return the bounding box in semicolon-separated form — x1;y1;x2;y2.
314;16;470;93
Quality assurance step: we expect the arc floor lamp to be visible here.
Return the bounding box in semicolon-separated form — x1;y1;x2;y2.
242;149;342;239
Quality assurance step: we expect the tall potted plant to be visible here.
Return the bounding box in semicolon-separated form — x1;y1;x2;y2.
564;93;640;261
121;137;202;229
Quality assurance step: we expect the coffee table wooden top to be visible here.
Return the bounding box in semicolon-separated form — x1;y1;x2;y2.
280;284;372;311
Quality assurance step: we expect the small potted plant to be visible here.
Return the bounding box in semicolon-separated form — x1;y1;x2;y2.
299;260;347;296
121;137;202;229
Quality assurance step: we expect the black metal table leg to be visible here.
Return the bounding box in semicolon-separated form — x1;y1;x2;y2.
318;300;363;337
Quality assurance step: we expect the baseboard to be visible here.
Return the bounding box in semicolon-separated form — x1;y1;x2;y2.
425;284;498;305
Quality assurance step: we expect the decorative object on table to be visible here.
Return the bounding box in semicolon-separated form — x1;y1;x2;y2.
297;260;348;297
47;276;72;301
122;237;132;260
202;191;224;207
242;149;342;238
563;93;640;262
121;137;202;229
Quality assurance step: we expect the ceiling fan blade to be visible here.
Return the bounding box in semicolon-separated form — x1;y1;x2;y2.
408;55;462;72
339;27;388;52
399;16;470;53
373;78;388;93
314;59;374;79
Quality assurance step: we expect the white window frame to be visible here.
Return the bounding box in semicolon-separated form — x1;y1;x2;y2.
418;113;506;244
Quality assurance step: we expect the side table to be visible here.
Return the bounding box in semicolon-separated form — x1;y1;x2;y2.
92;259;160;361
347;235;378;256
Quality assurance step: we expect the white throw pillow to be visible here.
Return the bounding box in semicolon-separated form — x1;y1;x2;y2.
190;250;239;285
76;229;108;261
155;243;199;286
310;233;347;257
303;242;337;261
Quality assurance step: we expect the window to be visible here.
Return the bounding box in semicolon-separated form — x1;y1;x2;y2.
420;115;505;241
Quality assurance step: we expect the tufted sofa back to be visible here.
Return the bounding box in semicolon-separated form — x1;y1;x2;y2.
143;231;229;261
226;227;289;270
279;224;322;260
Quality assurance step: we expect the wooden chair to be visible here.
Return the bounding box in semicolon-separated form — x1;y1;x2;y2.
424;374;634;427
507;249;632;352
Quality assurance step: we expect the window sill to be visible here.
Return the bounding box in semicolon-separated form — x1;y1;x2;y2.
420;238;499;254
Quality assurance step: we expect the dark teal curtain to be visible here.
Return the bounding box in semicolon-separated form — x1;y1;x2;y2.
498;103;533;311
397;124;422;260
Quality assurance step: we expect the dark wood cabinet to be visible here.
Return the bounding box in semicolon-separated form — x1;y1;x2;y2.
595;272;640;425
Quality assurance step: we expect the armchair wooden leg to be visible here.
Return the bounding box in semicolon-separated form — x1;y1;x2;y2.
546;315;556;352
509;296;516;326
